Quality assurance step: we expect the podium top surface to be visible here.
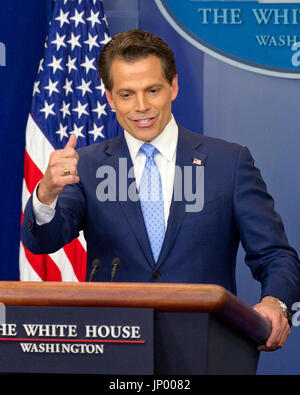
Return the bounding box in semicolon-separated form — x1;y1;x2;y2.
0;281;271;345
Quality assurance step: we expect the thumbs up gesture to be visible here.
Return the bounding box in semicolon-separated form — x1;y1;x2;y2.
37;135;80;206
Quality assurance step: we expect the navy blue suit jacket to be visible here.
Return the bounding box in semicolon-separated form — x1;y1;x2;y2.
21;126;300;308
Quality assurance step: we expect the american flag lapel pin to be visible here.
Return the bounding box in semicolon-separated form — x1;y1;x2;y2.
193;158;202;166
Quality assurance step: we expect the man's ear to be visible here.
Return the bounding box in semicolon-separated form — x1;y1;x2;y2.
171;74;179;102
105;89;115;110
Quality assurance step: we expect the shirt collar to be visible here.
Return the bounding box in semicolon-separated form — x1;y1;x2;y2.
124;115;178;163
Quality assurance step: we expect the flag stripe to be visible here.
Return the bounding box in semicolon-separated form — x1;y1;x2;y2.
25;114;54;174
23;242;62;282
20;211;61;281
58;239;87;281
23;150;43;195
19;243;42;281
21;179;31;213
48;248;79;282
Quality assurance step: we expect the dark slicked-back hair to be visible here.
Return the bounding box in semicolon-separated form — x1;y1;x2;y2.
98;29;177;92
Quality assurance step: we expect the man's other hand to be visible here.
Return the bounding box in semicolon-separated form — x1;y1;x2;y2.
253;296;291;351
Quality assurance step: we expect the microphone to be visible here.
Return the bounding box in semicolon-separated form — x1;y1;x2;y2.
89;259;101;282
111;258;121;282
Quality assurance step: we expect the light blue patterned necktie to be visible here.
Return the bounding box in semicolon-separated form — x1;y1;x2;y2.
139;143;165;263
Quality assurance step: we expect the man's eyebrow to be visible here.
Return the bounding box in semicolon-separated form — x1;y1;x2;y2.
116;88;133;95
116;84;164;95
147;83;164;89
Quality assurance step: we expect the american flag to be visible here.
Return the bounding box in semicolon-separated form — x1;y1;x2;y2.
20;0;122;281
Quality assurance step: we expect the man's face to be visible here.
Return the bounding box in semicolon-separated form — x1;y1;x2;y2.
105;55;178;142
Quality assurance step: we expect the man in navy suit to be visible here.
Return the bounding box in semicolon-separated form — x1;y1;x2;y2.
22;29;300;351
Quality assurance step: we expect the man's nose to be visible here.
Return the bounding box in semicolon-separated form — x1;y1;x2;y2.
135;94;150;112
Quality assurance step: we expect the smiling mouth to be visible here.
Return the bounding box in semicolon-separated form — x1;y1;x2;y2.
133;117;155;127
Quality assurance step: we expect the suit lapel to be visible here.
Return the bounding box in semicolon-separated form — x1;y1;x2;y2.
103;127;207;270
156;127;207;269
104;134;156;268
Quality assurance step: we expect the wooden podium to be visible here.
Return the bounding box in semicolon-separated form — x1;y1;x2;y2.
0;282;271;375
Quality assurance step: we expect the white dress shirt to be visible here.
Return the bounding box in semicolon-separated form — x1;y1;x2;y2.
124;115;178;228
32;115;178;229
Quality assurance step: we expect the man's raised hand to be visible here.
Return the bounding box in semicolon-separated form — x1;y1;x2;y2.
37;135;80;206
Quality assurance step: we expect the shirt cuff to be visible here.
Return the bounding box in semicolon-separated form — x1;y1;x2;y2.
32;184;58;225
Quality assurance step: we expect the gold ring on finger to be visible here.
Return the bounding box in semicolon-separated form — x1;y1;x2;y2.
64;167;70;176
